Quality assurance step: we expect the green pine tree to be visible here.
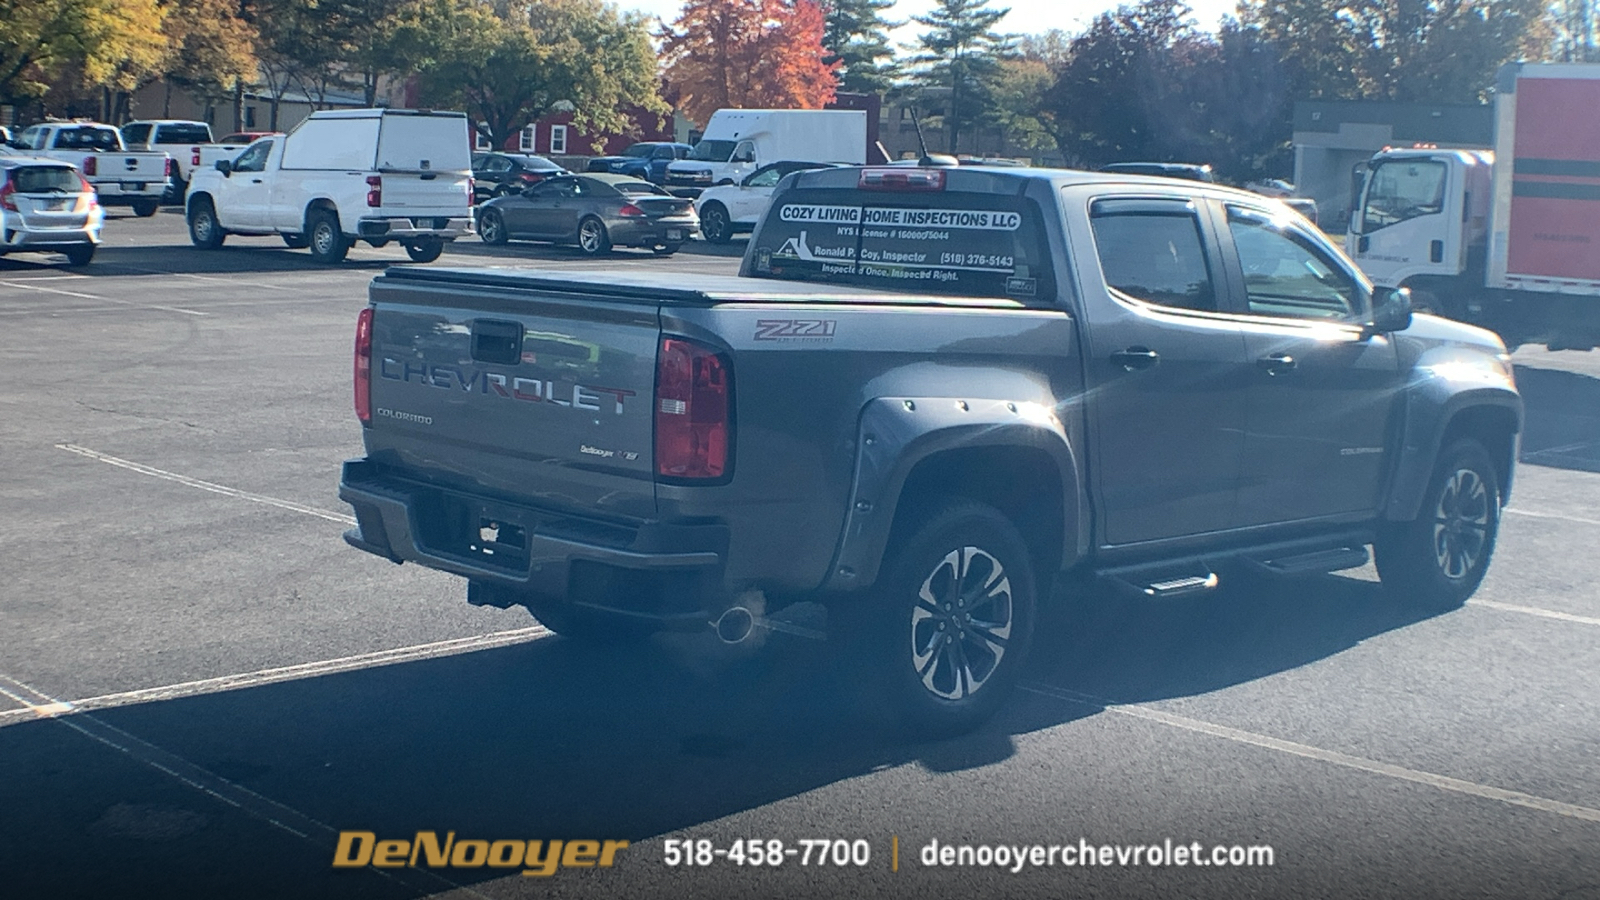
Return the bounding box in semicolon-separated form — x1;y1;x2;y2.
820;0;899;94
908;0;1013;153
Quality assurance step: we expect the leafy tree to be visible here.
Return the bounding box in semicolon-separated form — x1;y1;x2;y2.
1240;0;1553;103
0;0;166;109
820;0;898;94
661;0;839;127
420;0;664;150
906;0;1014;154
157;0;259;116
991;31;1070;156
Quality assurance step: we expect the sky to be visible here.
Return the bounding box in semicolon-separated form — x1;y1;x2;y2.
623;0;1242;45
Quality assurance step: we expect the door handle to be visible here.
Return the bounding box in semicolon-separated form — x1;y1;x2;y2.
1110;347;1160;371
251;178;263;183
1258;353;1297;374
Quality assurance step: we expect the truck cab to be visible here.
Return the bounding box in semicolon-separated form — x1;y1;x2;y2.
1347;149;1493;310
663;109;868;197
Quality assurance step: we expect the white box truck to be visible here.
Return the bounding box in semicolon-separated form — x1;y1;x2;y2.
185;108;473;263
663;109;867;197
1347;62;1600;349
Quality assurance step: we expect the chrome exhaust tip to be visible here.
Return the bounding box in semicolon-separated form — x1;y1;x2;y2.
714;606;756;644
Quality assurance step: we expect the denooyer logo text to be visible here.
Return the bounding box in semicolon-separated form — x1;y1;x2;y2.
332;831;629;877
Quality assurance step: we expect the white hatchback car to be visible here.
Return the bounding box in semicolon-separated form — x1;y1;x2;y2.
693;160;841;244
0;156;103;266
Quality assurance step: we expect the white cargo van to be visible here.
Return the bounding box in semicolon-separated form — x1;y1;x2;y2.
663;109;867;197
185;108;473;263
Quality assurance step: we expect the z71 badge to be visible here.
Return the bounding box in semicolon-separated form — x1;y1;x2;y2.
754;319;837;342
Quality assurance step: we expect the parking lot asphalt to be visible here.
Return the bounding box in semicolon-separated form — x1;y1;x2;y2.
2;210;1598;900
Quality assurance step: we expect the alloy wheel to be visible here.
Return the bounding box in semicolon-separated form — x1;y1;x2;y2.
1432;468;1490;579
909;546;1014;701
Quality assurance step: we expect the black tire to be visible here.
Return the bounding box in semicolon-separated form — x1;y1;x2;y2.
306;210;349;263
404;238;445;263
701;203;733;244
187;199;225;249
478;208;508;245
523;595;655;644
281;233;308;249
834;501;1037;737
653;243;682;256
62;244;95;267
576;217;611;256
132;198;159;218
1375;438;1501;611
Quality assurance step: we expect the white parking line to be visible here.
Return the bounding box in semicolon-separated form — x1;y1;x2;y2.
1505;507;1600;527
1468;599;1600;627
0;671;490;897
56;444;356;525
0;279;207;315
1020;682;1600;825
0;626;550;727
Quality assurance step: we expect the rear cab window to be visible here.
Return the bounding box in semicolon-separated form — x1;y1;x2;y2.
745;169;1055;301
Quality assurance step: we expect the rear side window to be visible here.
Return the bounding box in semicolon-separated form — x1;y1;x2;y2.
53;127;120;151
1089;200;1216;311
11;166;80;193
747;186;1054;300
153;123;213;144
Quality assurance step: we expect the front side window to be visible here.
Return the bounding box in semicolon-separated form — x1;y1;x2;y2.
232;141;272;173
1361;159;1446;232
745;165;784;188
483;155;512;173
1228;208;1360;319
1089;202;1217;312
731;141;756;163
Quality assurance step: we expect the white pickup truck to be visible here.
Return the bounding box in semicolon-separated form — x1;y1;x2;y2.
120;120;259;202
185;108;473;263
6;122;172;216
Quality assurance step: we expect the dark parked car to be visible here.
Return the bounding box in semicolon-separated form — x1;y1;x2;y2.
475;173;699;256
471;152;567;202
1098;161;1217;182
584;142;693;184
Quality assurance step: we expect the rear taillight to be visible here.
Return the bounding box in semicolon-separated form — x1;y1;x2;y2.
618;203;646;218
79;174;98;207
467;177;475;203
191;147;201;167
655;337;730;480
0;178;16;212
519;171;540;182
82;156;97;176
166;157;177;177
366;175;382;207
354;307;374;424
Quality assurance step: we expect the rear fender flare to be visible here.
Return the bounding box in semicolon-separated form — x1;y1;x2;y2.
823;396;1084;592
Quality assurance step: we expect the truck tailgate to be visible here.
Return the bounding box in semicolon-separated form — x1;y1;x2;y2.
365;268;660;519
378;171;471;213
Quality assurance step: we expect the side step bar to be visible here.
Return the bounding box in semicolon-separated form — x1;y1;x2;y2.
1100;568;1221;599
1244;545;1370;577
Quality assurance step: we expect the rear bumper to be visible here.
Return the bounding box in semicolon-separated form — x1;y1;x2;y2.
357;216;472;240
608;218;700;246
1;215;102;248
339;458;727;625
93;181;169;203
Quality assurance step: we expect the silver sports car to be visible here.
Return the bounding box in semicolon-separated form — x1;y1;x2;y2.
475;173;700;256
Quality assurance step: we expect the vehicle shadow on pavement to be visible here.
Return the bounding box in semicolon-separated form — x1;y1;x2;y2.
0;572;1422;899
1513;363;1600;474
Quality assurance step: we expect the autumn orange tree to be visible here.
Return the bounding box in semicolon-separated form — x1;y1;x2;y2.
661;0;839;127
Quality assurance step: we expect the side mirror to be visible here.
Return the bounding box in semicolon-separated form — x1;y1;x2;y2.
1367;287;1412;336
215;159;232;175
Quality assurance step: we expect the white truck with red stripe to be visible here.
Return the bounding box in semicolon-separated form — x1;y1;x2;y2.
1348;62;1600;350
184;108;473;264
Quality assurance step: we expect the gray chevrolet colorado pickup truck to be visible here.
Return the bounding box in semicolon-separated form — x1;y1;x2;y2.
340;165;1522;735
